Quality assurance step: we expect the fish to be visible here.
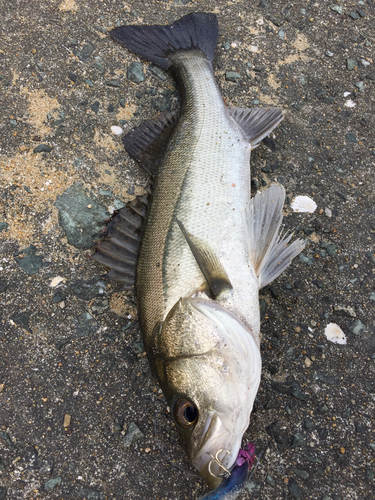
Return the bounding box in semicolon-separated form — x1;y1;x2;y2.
92;12;304;491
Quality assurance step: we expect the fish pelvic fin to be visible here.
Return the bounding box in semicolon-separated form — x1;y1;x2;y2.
244;184;305;289
176;219;233;297
91;194;149;290
123;110;179;177
229;107;284;148
110;13;219;70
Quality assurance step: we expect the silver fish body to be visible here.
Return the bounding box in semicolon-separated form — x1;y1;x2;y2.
95;13;305;490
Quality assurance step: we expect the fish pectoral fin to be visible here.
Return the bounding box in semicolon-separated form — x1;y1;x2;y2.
123;110;179;177
229;106;283;148
244;184;305;288
176;219;232;297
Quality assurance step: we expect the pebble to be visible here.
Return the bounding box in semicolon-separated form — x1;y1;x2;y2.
315;88;327;99
304;357;312;367
369;292;375;301
334;305;356;318
325;208;332;217
76;43;95;62
0;431;15;450
33;144;53;153
14;245;45;276
288;478;302;499
0;221;8;232
291;432;305;448
127;62;145;83
266;475;275;486
0;487;7;500
349;319;365;335
346;59;356;71
222;42;231;51
111;125;123;135
295;469;309;480
299;254;313;266
63;414;71;427
106;79;121;87
357;10;366;18
355;81;364;92
349;11;360;20
44;477;62;491
79;488;104;500
366;466;374;480
225;71;242;82
326;51;334;57
148;64;167;81
329;5;343;15
91;101;100;114
123;422;144;448
278;30;286;40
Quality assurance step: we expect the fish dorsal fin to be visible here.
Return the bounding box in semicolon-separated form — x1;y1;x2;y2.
176;219;232;296
91;194;149;289
123;110;179;177
243;184;305;288
229;107;284;148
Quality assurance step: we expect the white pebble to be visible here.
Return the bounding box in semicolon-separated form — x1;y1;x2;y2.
343;91;351;97
345;99;356;108
111;125;123;135
325;207;332;218
50;276;65;287
324;323;347;345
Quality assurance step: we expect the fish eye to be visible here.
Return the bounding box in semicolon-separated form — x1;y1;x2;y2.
173;398;199;428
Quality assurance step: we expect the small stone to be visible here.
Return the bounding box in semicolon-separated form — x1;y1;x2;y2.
105;79;121;87
76;43;95;62
349;11;360;20
315;88;327;99
340;447;345;454
123;422;144;448
326;51;334;57
325;208;332;217
110;125;123;135
14;245;45;276
85;79;93;87
266;475;275;486
148;64;168;81
304;357;312;368
334;305;356;317
91;101;100;114
345;133;357;143
0;487;7;500
33;144;53;153
222;42;231;51
355;81;364;92
288;478;302;499
290;432;305;448
357;10;366;18
295;469;309;480
329;5;343;15
346;59;356;71
0;221;8;232
0;431;15;450
127;62;145;83
366;252;375;263
369;292;375;301
299;254;313;266
278;29;286;40
366;465;374;480
63;414;71;427
44;477;62;491
225;71;242;82
349;319;365;335
300;8;306;15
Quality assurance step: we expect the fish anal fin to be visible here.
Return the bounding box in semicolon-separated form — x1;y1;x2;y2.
244;184;305;288
229;107;284;148
91;194;149;286
123;110;179;177
176;219;232;297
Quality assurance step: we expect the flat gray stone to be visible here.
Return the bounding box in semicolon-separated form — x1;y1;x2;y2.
44;477;62;491
127;62;145;83
123;422;144;448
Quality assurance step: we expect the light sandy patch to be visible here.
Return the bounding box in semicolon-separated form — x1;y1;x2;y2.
293;34;309;52
109;292;137;318
93;129;118;151
59;0;78;12
267;73;281;90
116;104;137;122
20;88;60;137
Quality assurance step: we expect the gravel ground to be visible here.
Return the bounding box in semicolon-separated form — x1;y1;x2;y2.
1;1;374;499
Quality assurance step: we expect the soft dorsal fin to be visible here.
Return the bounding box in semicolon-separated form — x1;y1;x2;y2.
123;110;179;177
243;184;305;288
176;219;232;296
91;194;149;289
229;107;283;148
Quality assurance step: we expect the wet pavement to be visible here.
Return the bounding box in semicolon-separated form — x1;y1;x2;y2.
0;1;374;499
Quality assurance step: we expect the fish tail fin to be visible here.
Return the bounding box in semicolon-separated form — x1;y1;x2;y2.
110;12;219;69
243;184;305;288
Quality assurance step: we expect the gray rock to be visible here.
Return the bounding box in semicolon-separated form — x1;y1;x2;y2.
245;480;262;494
334;305;356;317
266;475;275;486
10;311;32;333
55;183;108;249
290;432;304;448
76;43;95;62
369;292;375;301
329;5;343;14
91;299;109;315
304;454;322;464
357;10;366;18
345;132;357;143
355;81;364;92
0;487;7;500
349;11;360;20
0;431;15;450
259;298;268;320
326;51;334;57
0;221;8;232
365;465;374;480
349;319;365;335
127;62;145;83
288;478;301;499
44;477;62;491
105;79;121;87
91;101;100;114
14;245;45;275
74;312;98;337
33;144;53;153
278;30;286;40
78;488;104;500
123;422;144;448
299;254;313;266
316;88;328;99
365;252;375;263
222;42;231;51
346;59;356;71
295;469;309;480
225;72;242;82
148;64;168;81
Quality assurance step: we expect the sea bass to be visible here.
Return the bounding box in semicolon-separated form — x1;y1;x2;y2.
93;13;304;490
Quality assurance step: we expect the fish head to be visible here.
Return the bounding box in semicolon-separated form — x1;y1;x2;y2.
155;297;261;488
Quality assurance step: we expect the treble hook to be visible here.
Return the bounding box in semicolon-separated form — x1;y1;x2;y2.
208;449;231;478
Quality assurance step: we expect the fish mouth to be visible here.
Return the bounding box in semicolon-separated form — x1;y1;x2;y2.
191;412;241;489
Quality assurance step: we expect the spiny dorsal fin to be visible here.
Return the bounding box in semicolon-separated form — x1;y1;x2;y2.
176;219;232;297
243;184;305;288
229;107;284;148
123;110;179;177
91;194;149;289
